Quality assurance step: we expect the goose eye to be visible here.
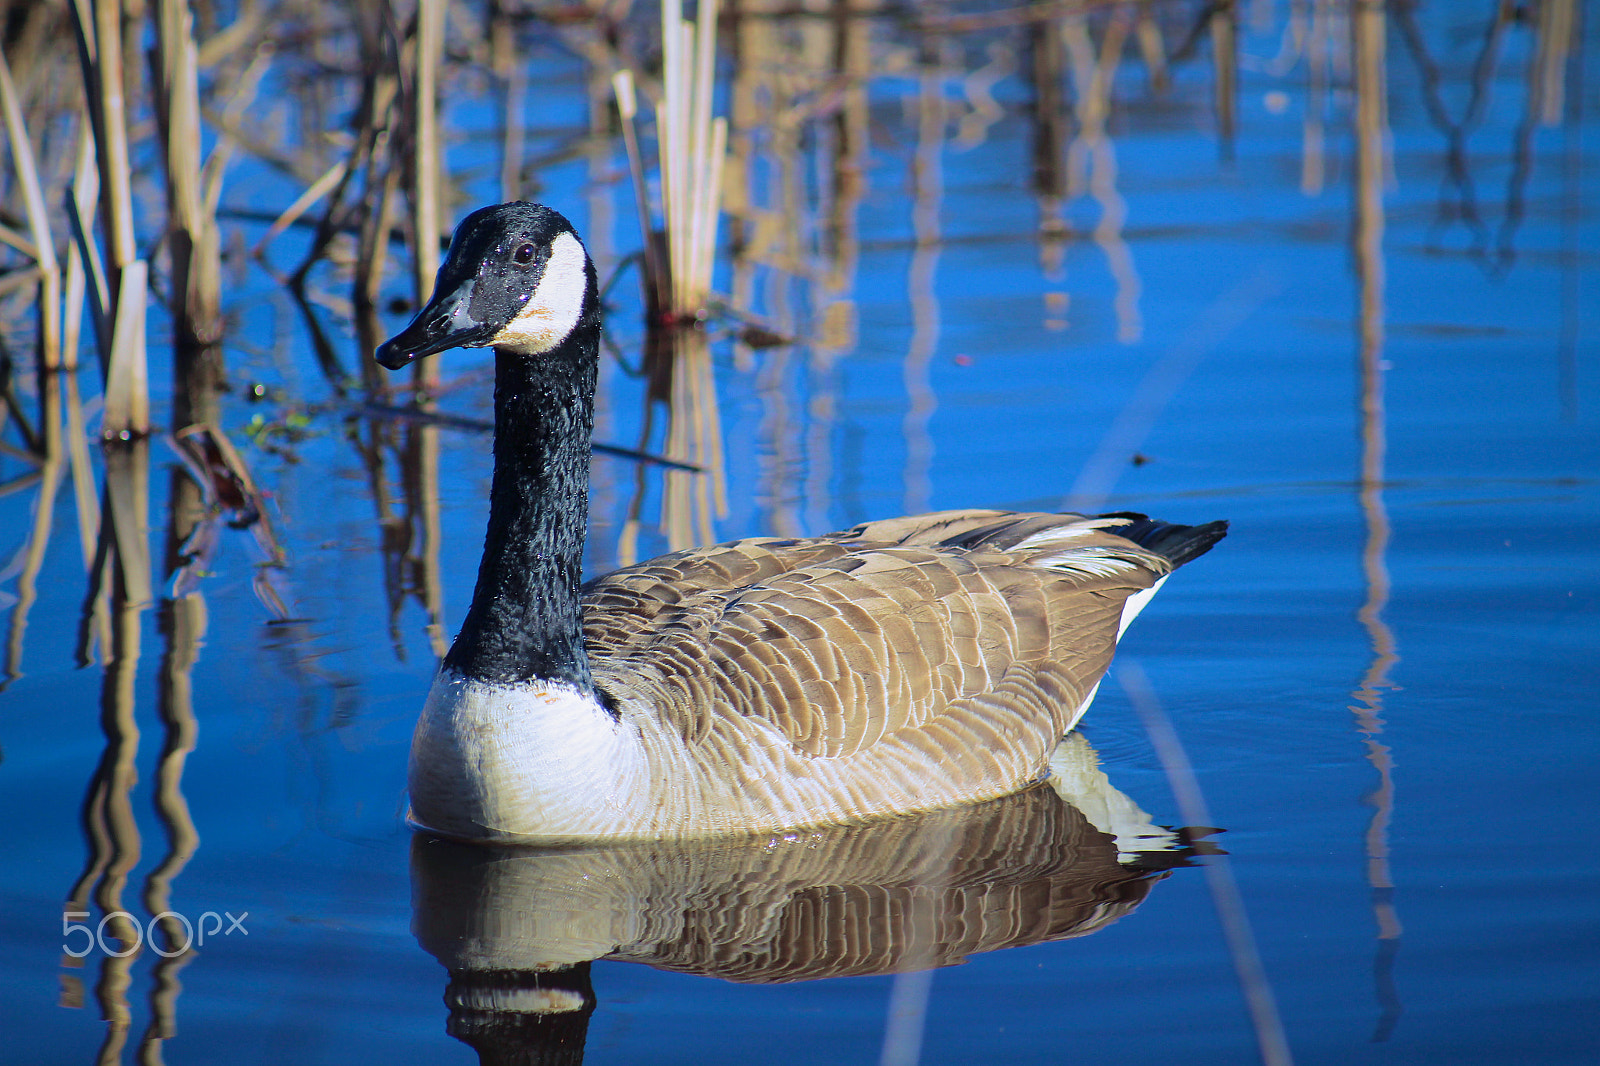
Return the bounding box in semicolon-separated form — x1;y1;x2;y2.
513;243;537;265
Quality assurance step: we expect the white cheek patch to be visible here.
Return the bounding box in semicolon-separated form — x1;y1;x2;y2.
491;231;588;355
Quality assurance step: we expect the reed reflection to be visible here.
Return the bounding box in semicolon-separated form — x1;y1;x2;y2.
62;439;149;1061
57;360;279;1060
902;40;945;518
412;733;1217;1065
137;278;226;1057
724;1;871;539
341;407;450;660
1350;0;1403;1042
1;366;62;688
1062;7;1143;344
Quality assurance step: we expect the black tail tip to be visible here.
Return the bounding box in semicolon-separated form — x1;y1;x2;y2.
1102;513;1229;567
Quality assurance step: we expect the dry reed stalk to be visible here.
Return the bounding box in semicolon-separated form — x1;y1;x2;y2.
411;0;447;389
412;0;445;301
1029;17;1068;216
195;2;266;67
491;4;528;202
255;159;351;256
0;43;69;673
612;69;669;314
1353;0;1386;361
154;0;223;355
351;40;404;349
1302;0;1330;194
79;0;137;274
0;266;43;298
686;2;719;297
1135;0;1170;93
1534;0;1575;127
656;0;727;314
0;225;37;259
691;118;727;314
653;0;730;546
1209;0;1238;158
659;15;686;304
67;128;111;361
65;130;105;568
402;1;449;637
0;49;62;381
420;451;449;654
0;48;65;681
358;159;404;347
69;0;150;438
154;0;230;437
61;137;93;376
104;260;151;440
201;44;272;219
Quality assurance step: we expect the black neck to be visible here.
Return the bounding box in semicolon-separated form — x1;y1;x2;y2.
443;315;600;689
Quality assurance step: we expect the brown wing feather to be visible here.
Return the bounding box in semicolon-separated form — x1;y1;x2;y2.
584;512;1175;764
580;537;854;655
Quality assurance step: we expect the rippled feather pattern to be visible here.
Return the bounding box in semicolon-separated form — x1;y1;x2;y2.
570;509;1215;833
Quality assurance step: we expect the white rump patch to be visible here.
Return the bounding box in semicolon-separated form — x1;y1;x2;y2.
1117;572;1169;637
491;231;588;355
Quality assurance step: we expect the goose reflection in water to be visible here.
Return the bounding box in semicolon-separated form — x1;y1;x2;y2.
411;734;1221;1064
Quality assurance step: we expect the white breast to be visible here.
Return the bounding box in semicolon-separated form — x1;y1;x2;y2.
407;671;651;841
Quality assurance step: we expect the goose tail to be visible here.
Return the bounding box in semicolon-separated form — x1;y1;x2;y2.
1099;513;1229;568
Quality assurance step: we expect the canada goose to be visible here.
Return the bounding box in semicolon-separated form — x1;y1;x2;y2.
376;202;1226;843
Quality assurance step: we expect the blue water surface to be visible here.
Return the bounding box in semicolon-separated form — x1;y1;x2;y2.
1;5;1596;1064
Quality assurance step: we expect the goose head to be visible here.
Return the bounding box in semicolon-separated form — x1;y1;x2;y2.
376;201;598;369
373;202;604;694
